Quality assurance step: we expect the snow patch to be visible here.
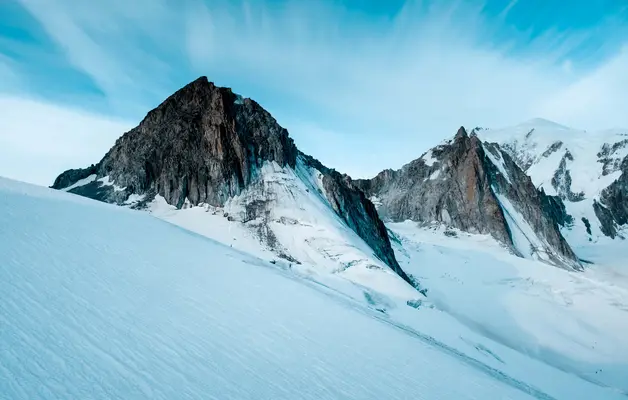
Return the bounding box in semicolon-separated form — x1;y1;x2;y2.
429;168;441;180
61;174;96;191
421;149;437;167
123;193;146;206
483;144;512;184
494;190;547;261
369;195;382;208
98;175;126;192
149;158;416;299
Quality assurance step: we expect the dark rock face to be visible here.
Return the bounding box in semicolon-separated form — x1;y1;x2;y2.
355;127;581;270
540;190;573;228
355;128;510;244
595;158;628;239
581;217;592;236
54;77;298;208
541;141;563;158
598;139;628;176
53;76;411;284
551;151;585;202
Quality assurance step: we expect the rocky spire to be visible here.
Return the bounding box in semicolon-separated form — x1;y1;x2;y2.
353;130;582;270
454;126;468;140
54;76;298;208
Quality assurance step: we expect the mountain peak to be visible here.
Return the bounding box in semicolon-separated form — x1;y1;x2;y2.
519;118;571;130
169;76;214;98
51;77;414;287
454;126;468;140
354;126;581;270
56;77;298;207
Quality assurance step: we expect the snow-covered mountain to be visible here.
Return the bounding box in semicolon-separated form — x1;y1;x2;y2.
51;77;413;292
476;118;628;265
3;175;627;399
354;127;580;270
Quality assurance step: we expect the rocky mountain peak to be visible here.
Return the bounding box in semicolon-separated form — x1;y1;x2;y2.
54;76;298;208
354;128;581;270
52;77;414;287
454;126;468;141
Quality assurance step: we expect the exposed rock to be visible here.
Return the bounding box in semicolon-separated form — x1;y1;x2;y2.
355;127;581;270
595;158;628;239
541;141;563;158
593;200;619;239
298;153;411;284
551;151;585;202
54;76;298;208
540;190;573;228
581;217;592;236
52;76;412;285
598;139;628;176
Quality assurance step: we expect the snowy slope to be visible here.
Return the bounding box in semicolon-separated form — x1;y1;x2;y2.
477;118;628;262
389;221;628;394
478;118;627;199
148;158;415;298
2;177;627;399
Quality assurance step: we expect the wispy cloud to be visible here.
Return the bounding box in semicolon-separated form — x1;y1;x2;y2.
2;0;628;181
0;55;23;93
0;96;132;186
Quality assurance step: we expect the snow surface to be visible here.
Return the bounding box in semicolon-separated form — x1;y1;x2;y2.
149;159;417;299
389;221;628;394
3;177;627;399
428;168;441;180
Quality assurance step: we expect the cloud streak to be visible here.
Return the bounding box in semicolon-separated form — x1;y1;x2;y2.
3;0;628;181
0;96;132;185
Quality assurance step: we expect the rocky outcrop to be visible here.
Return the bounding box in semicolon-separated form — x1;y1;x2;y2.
598;139;628;176
551;151;585;202
354;127;581;270
594;158;628;239
541;141;563;158
52;76;412;285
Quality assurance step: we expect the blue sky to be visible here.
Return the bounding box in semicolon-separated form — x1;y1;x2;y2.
1;0;627;185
